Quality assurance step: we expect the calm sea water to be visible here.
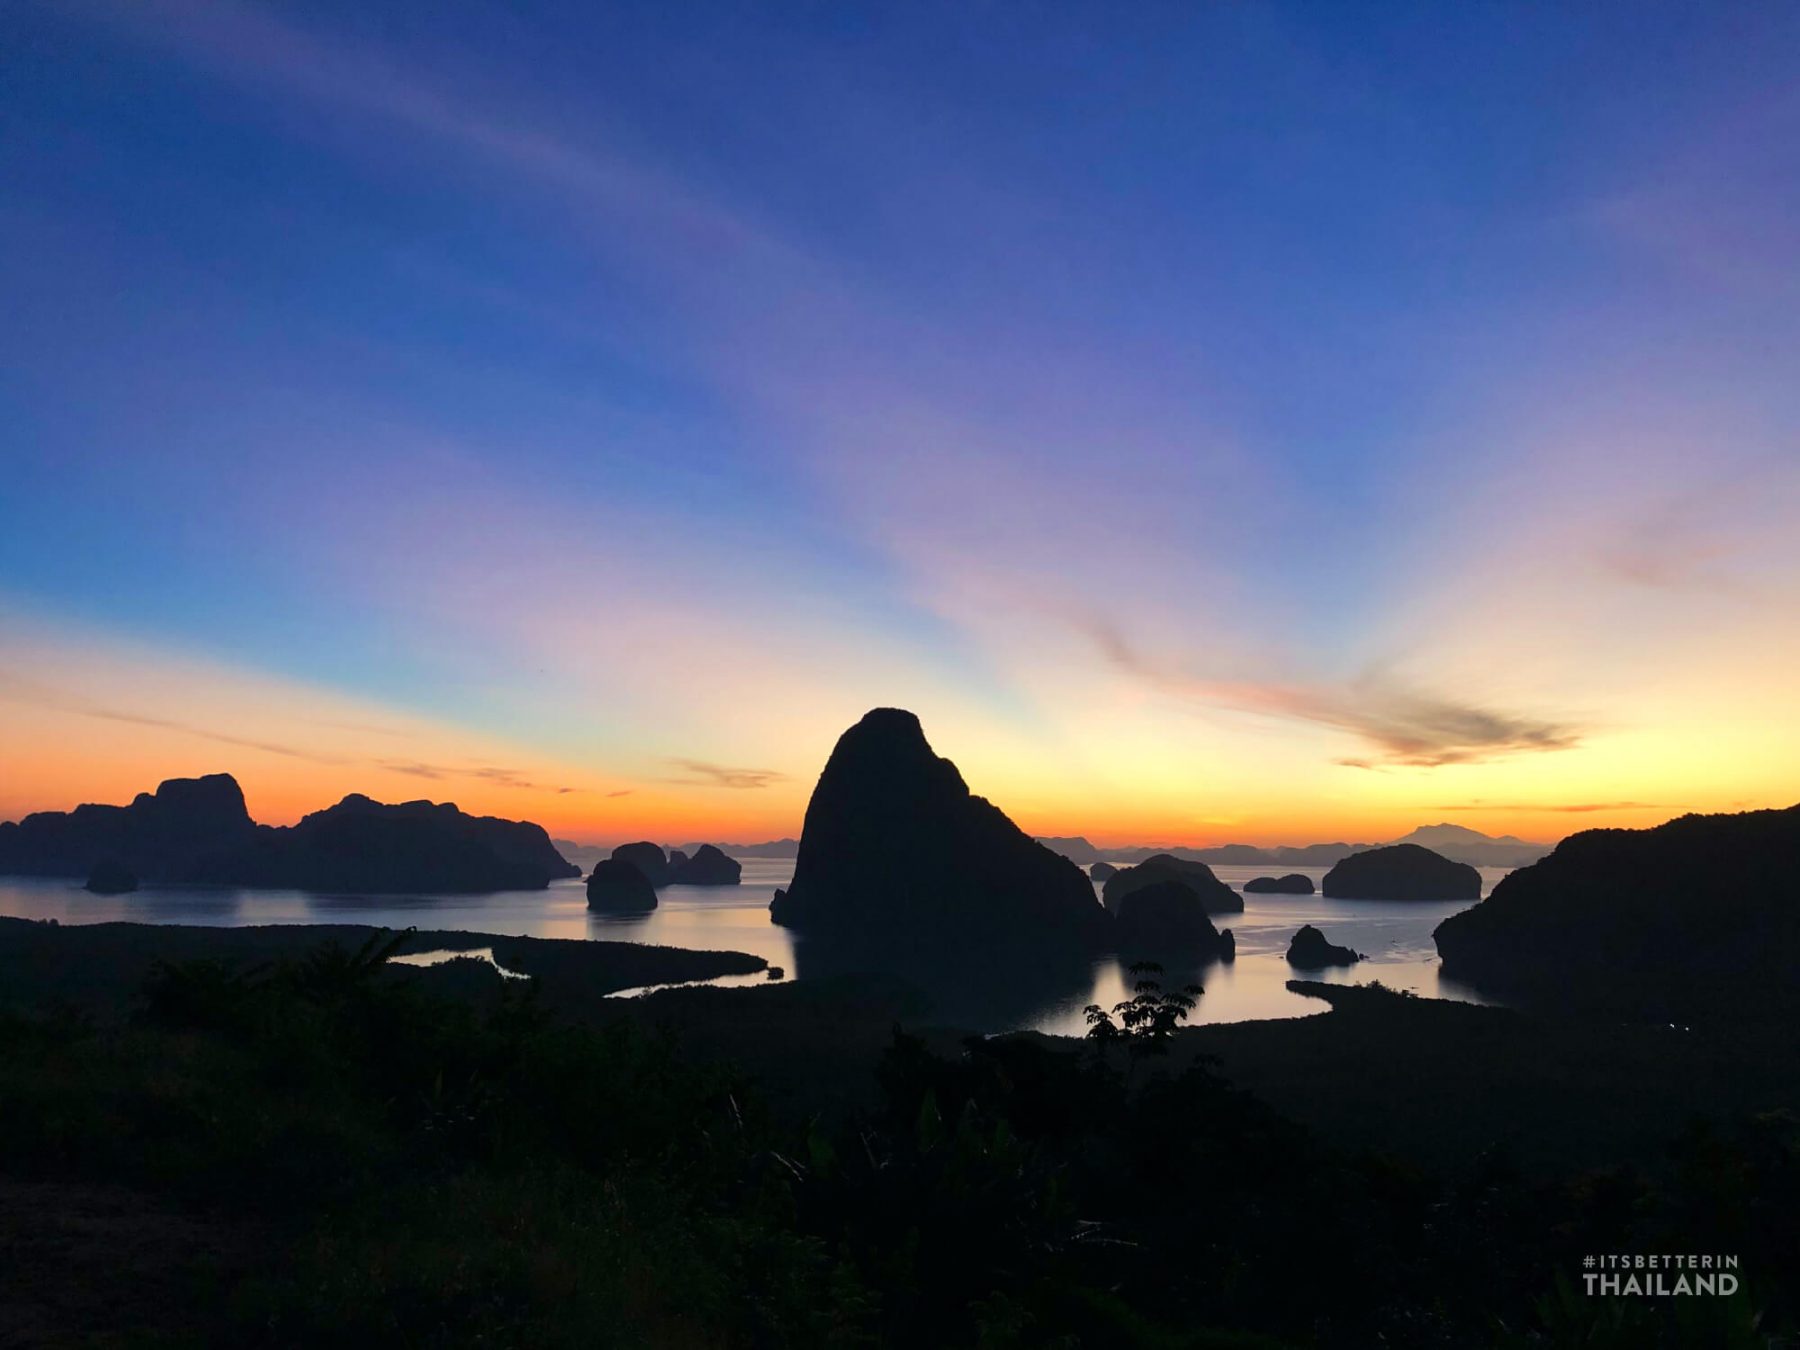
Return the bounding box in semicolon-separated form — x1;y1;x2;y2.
0;859;1506;1034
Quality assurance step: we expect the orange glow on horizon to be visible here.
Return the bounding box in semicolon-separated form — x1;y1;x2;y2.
2;608;1794;852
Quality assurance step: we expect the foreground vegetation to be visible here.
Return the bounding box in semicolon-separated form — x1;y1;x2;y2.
0;932;1796;1346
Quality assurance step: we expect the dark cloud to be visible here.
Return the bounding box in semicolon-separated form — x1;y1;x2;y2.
1084;621;1583;769
1311;685;1581;768
605;789;635;798
663;758;786;790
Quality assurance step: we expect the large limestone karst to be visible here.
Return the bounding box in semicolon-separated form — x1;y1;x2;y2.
769;709;1109;947
0;775;579;894
1434;804;1800;1020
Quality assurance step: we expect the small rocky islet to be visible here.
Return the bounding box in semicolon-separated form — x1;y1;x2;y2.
1286;924;1363;968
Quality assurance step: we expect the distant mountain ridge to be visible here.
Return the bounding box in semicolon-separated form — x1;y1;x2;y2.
1392;822;1536;851
1036;824;1550;870
1033;836;1103;864
554;838;800;869
682;838;799;859
547;825;1546;878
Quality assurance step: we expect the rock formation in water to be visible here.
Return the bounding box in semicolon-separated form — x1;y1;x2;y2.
0;774;580;894
1433;804;1800;1020
200;795;579;893
610;842;672;888
83;859;139;895
769;708;1110;947
1245;873;1315;895
669;843;741;886
1322;844;1480;901
1089;861;1118;882
1103;854;1244;915
585;858;659;912
1286;924;1362;968
0;774;257;882
1113;878;1235;958
667;848;690;872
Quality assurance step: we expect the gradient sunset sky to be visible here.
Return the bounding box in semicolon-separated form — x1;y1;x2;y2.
3;1;1797;847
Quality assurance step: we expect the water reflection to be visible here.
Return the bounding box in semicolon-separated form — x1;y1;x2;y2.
586;881;798;975
788;930;1099;1029
0;859;1502;1033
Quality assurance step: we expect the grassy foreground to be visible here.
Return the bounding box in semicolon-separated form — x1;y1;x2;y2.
0;920;1796;1347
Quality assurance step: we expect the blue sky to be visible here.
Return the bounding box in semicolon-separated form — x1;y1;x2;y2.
3;0;1797;842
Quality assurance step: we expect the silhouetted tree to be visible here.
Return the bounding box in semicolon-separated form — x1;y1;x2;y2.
1083;962;1202;1077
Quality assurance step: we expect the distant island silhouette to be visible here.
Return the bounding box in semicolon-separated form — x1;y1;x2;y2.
1102;854;1244;915
1033;835;1104;864
585;841;744;908
1322;843;1483;901
0;774;579;894
671;843;741;885
586;858;659;911
1245;873;1315;894
611;841;675;887
554;837;798;870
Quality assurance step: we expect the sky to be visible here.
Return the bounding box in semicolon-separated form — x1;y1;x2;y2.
2;0;1798;848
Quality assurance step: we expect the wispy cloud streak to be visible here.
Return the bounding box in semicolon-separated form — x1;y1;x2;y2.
1088;622;1582;768
376;759;584;793
663;759;786;790
0;670;596;792
0;671;353;765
